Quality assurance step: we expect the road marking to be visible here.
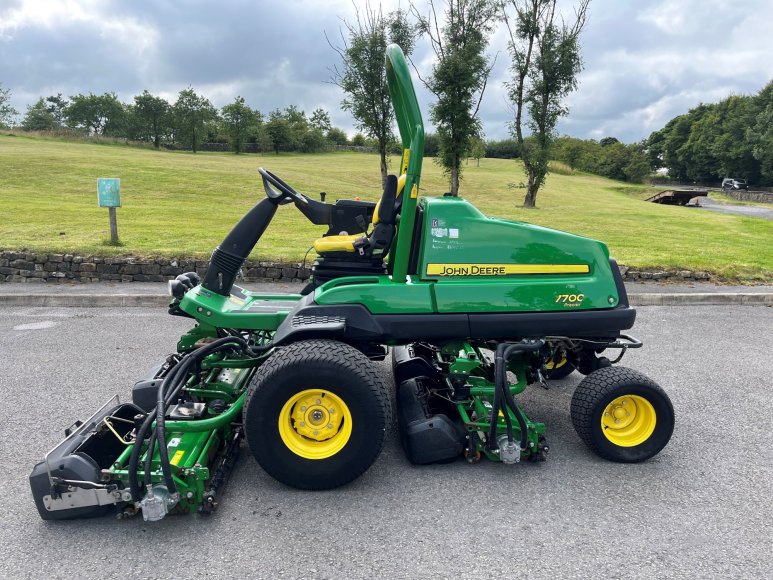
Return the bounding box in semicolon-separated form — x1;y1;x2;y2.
13;321;58;330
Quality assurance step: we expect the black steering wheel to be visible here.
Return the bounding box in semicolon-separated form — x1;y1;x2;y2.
258;168;309;205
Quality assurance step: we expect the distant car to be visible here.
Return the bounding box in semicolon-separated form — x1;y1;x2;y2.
721;178;748;191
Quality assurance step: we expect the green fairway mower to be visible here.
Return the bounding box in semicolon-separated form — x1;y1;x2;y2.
30;45;674;522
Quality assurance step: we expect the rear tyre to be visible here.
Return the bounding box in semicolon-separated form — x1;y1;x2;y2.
243;339;391;490
570;366;674;462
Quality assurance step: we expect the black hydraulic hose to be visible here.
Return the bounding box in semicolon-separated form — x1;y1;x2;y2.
128;356;188;501
155;336;248;495
143;430;157;489
495;341;543;451
128;411;157;501
129;336;248;501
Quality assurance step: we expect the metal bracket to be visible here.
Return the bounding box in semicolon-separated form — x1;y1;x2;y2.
43;487;132;512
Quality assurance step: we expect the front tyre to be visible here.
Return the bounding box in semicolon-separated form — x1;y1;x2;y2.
570;366;674;462
243;339;391;490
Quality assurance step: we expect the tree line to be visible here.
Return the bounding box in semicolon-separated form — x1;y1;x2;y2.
2;0;592;206
4;87;359;154
648;81;773;185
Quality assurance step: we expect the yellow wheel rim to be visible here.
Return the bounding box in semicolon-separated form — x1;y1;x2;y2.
278;389;352;460
601;394;656;447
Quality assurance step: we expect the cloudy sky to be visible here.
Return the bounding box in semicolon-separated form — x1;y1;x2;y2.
1;0;772;142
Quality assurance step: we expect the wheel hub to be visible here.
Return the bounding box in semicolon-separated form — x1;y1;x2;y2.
290;392;344;441
601;395;657;447
278;389;353;460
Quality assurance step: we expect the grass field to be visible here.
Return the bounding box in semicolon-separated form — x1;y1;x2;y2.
1;134;771;280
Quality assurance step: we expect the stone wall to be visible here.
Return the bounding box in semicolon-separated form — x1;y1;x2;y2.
0;250;715;284
0;251;310;283
724;190;773;204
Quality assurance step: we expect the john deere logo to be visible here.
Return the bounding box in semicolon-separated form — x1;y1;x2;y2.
426;263;590;276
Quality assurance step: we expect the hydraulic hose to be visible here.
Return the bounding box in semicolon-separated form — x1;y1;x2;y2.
155;336;248;495
128;336;249;501
128;355;189;500
488;360;514;449
494;341;543;451
487;375;502;448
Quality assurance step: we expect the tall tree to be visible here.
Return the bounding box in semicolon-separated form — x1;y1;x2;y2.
501;0;590;207
0;83;19;128
266;109;292;154
65;92;125;135
21;98;58;131
45;93;68;126
329;2;415;187
221;96;256;154
749;81;773;183
310;108;332;133
412;0;497;196
173;88;216;153
134;90;170;148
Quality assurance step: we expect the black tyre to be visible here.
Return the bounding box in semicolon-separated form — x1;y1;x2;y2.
570;366;674;462
243;339;391;490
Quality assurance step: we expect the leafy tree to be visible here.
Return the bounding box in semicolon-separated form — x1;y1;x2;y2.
65;92;125;135
622;142;651;183
0;84;19;128
413;0;497;195
134;90;170;148
469;136;486;166
221;96;256;154
266;109;292;154
310;108;332;133
173;88;216;153
329;2;415;186
501;0;590;207
646;129;665;170
21;97;57;131
283;105;310;150
351;133;367;147
45;94;68;126
485;138;520;159
300;128;328;153
327;127;349;145
423;132;440;157
709;95;759;182
749;81;773;183
551;136;651;183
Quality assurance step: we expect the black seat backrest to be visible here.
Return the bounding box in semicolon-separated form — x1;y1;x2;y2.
377;175;398;225
357;175;398;259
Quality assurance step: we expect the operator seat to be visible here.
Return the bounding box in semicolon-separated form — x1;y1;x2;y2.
302;174;405;293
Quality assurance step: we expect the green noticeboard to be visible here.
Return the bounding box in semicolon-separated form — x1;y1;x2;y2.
97;178;121;207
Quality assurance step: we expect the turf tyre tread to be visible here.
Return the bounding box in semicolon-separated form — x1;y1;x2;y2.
244;339;392;490
570;366;674;462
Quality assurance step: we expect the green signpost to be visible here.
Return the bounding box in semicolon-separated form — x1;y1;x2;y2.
97;178;121;243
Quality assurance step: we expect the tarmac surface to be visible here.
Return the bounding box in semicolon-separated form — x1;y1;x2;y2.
1;303;772;578
694;196;773;220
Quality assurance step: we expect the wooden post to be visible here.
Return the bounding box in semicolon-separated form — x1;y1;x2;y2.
108;206;119;243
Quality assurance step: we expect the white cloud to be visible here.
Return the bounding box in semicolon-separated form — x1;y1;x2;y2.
2;0;772;142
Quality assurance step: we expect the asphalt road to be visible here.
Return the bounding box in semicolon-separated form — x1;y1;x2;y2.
695;197;773;220
1;305;771;579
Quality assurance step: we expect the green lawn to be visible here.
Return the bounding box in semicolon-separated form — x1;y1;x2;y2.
1;134;771;281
